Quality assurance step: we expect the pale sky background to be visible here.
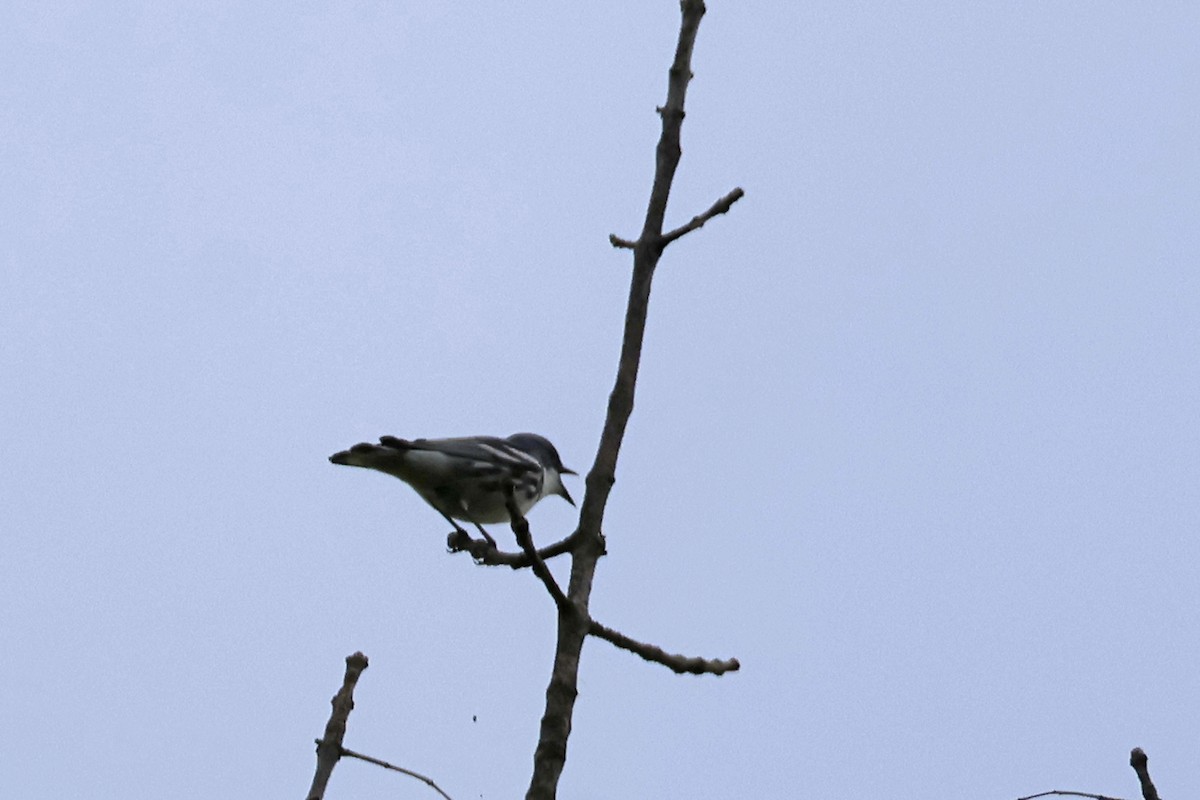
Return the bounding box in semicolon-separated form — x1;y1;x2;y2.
4;2;1200;798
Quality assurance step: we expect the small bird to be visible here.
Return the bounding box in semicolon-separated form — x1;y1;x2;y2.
329;433;576;545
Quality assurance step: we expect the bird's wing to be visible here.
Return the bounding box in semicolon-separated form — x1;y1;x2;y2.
328;435;540;487
382;436;542;473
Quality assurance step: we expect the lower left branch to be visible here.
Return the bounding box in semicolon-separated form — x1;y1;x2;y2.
306;652;368;800
305;652;455;800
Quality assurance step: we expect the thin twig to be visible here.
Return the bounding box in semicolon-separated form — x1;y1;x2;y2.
504;492;572;613
339;746;455;800
661;187;744;246
612;186;742;251
306;652;369;800
589;619;740;675
1016;748;1165;800
447;529;579;568
1129;748;1160;800
1016;791;1128;800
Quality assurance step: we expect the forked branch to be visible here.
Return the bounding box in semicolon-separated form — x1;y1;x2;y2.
306;653;369;800
306;653;455;800
611;186;744;250
526;2;740;798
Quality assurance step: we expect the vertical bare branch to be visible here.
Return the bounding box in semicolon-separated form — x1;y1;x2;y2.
1129;748;1160;800
306;652;369;800
579;0;707;547
525;2;710;798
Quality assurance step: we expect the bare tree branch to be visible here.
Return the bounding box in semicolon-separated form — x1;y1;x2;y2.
306;652;369;800
589;620;740;675
447;529;579;568
505;491;572;613
661;187;744;246
611;186;742;250
1017;748;1166;800
526;3;735;798
1129;748;1160;800
306;653;455;800
1016;791;1128;800
339;746;455;800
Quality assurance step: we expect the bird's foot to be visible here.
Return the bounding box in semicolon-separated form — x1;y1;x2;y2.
447;529;497;562
447;529;472;552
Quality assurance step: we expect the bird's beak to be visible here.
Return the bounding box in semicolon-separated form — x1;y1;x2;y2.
557;467;577;506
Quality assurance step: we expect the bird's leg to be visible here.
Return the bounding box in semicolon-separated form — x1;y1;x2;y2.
437;508;496;552
472;522;497;547
437;510;475;552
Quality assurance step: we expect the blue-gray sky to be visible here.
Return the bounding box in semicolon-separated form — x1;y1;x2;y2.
4;3;1200;798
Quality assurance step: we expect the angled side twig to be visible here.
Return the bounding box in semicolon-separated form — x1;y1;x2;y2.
661;187;744;246
611;187;744;251
589;619;740;675
339;747;454;800
505;492;572;613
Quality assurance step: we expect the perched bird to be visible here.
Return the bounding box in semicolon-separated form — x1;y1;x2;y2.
329;433;576;545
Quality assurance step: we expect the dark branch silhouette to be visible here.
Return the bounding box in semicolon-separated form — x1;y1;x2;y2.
306;653;455;800
1017;747;1164;800
339;746;454;800
1017;791;1127;800
500;491;736;676
306;652;369;800
447;529;579;568
589;620;740;675
612;184;743;250
661;187;745;246
1129;748;1160;800
525;3;740;798
313;4;739;798
505;492;573;613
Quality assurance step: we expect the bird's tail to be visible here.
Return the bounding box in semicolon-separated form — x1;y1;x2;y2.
329;438;412;468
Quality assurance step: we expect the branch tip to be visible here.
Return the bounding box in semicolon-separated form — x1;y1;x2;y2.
1129;748;1160;800
306;652;370;800
661;186;745;247
589;620;740;676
